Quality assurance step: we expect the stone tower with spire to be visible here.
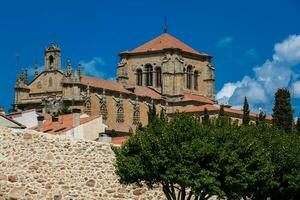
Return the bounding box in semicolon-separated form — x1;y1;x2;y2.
44;43;61;71
117;32;215;100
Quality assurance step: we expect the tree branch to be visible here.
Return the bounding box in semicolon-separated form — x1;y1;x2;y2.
162;183;173;200
187;190;193;200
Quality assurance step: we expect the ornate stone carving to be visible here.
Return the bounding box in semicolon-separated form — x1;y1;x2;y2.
175;53;184;63
162;52;171;63
42;95;63;116
81;85;91;115
113;94;124;123
130;97;140;125
118;57;128;67
96;90;108;121
207;63;215;70
206;63;215;79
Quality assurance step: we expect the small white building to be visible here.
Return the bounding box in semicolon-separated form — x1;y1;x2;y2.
32;112;107;141
6;109;39;128
0;113;26;129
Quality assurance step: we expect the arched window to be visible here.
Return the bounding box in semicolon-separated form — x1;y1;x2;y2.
145;64;153;86
48;77;53;87
49;55;54;67
194;71;199;90
155;67;162;87
187;65;192;89
136;69;143;86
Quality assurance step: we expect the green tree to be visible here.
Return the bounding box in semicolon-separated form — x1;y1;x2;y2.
202;107;209;125
219;105;225;117
256;111;266;125
272;88;293;132
147;103;157;125
242;96;250;125
113;114;277;200
296;115;300;133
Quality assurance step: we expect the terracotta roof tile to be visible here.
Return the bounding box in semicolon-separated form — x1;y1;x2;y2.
32;114;99;135
134;86;162;100
182;93;214;104
81;75;130;94
80;75;162;100
128;33;209;57
183;104;219;113
182;104;272;121
111;136;129;145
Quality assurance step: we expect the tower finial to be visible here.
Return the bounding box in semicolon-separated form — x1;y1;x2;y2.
164;17;168;33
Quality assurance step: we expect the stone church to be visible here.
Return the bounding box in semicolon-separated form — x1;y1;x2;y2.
14;32;217;133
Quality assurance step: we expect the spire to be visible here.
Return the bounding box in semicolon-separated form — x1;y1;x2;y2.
77;63;83;78
163;17;168;33
34;63;39;78
24;68;28;84
67;58;72;76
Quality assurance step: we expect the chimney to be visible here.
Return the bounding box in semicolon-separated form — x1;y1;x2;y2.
37;115;45;128
72;108;81;127
0;106;5;115
52;116;59;122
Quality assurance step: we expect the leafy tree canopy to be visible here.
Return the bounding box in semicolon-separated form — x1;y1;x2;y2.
113;114;300;199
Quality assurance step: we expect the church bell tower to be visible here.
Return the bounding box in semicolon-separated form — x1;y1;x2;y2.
44;43;61;71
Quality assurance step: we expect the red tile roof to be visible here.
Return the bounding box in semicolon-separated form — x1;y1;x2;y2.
80;75;162;100
183;104;219;113
81;75;130;94
32;114;99;135
182;93;214;104
134;86;162;100
111;136;129;145
182;104;272;121
126;33;210;57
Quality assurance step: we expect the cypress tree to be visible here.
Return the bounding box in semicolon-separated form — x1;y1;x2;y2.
242;96;250;125
272;88;293;132
296;116;300;132
147;103;157;125
202;107;210;124
256;111;266;125
219;105;225;117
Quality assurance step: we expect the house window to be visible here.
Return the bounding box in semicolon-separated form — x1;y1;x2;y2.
145;64;153;86
194;71;198;90
49;55;54;68
156;67;162;87
136;69;143;86
187;65;192;89
116;98;124;123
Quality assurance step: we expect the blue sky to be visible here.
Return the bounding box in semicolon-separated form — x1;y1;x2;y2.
0;0;299;115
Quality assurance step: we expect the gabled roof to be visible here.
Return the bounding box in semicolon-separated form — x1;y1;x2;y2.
124;33;210;57
0;113;26;129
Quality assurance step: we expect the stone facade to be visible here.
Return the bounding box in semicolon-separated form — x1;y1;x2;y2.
13;33;216;133
0;127;165;199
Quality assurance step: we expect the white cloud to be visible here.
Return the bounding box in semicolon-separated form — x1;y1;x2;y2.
273;35;300;64
79;57;106;78
216;34;300;114
217;36;233;48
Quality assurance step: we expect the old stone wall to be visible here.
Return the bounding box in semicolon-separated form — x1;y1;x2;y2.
0;128;164;200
